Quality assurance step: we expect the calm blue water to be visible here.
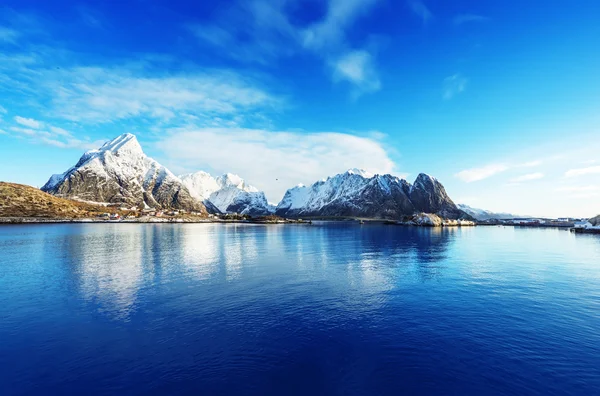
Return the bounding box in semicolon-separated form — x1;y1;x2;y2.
1;223;600;395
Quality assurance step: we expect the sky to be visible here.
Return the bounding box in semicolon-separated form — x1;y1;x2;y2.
0;0;599;218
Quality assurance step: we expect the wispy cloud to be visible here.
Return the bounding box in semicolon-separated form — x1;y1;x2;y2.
443;73;468;100
408;1;432;24
565;165;600;178
453;14;489;26
556;185;600;193
77;6;103;29
10;126;37;136
509;172;544;183
49;126;71;136
187;0;383;96
332;50;381;97
0;26;19;43
556;185;600;199
14;116;43;129
160;127;397;201
39;137;103;150
520;160;543;167
455;164;508;182
3;57;280;124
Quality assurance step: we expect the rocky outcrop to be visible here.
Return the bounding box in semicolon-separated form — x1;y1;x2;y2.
409;174;463;219
41;134;206;213
276;170;469;220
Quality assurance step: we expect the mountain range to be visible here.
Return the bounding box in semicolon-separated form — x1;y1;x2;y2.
276;169;465;219
457;204;523;221
41;133;471;220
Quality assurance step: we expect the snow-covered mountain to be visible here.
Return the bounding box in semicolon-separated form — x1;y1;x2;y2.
180;172;272;215
276;169;467;219
457;204;522;221
42;134;205;212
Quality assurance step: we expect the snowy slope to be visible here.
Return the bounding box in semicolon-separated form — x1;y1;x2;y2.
276;169;464;219
42;134;205;212
180;172;272;215
457;204;522;220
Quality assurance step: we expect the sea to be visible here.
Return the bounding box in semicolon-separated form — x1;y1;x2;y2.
1;223;599;395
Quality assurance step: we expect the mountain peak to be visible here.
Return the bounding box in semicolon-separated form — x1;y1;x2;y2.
96;133;143;157
414;173;436;183
346;168;374;178
41;133;205;212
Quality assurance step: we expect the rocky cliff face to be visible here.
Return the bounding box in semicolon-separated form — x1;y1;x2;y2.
180;172;273;215
41;134;206;212
409;174;463;219
276;170;467;220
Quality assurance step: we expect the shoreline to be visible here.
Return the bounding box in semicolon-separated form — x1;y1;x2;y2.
0;217;312;225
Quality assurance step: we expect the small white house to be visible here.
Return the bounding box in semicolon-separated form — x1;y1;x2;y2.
574;221;592;229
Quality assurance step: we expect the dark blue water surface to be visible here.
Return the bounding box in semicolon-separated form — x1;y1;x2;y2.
1;223;600;395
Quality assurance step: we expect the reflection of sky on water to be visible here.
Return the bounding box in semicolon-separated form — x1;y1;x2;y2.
75;225;144;319
25;222;600;322
63;223;465;319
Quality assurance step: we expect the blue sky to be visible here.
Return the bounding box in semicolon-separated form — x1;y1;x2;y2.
1;0;599;217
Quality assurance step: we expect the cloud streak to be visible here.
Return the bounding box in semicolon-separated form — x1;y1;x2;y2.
565;165;600;178
509;172;544;183
14;116;42;129
455;164;508;182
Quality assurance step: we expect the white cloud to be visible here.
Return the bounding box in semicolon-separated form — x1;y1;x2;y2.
14;116;42;129
159;127;398;201
509;172;544;183
443;74;468;100
565;166;600;178
332;50;381;96
0;105;7;114
408;1;432;24
453;14;489;26
455;164;508;183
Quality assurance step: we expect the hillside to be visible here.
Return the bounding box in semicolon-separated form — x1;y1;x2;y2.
0;182;115;219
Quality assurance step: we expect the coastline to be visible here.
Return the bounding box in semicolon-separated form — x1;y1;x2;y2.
0;216;312;225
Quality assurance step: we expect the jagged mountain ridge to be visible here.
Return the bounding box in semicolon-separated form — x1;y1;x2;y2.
180;172;273;216
41;134;469;220
276;170;467;220
41;134;206;212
